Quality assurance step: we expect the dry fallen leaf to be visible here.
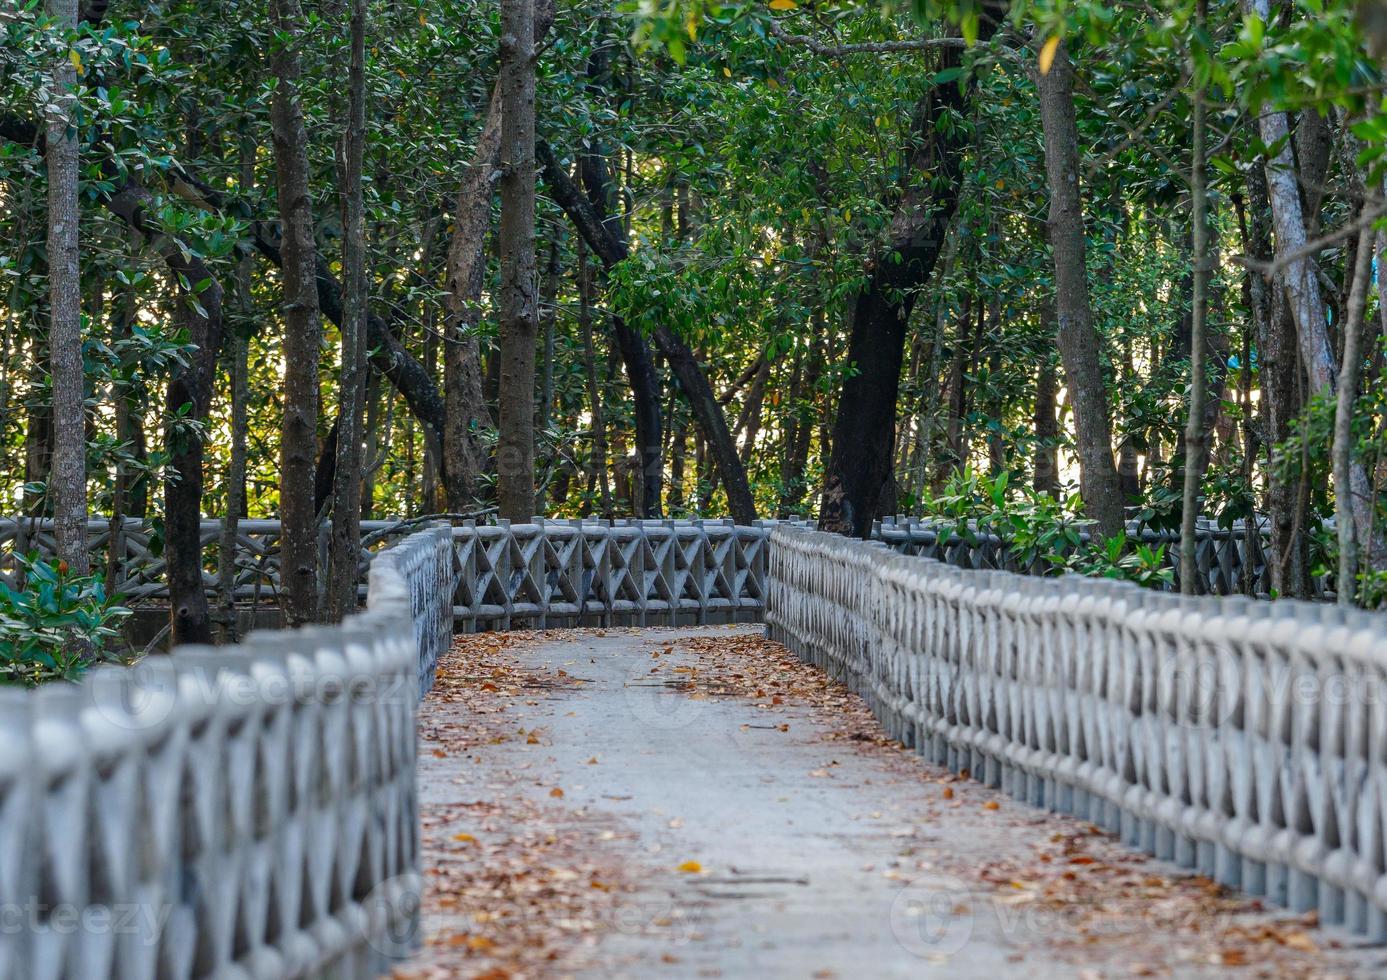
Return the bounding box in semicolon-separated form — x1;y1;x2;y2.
549;787;564;798
983;801;1000;811
676;860;703;873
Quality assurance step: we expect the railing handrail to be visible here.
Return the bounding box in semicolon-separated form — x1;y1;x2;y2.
765;525;1386;939
0;523;455;978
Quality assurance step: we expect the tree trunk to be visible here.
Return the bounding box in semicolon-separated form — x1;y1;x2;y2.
1036;41;1125;539
218;137;255;639
1034;351;1059;496
544;152;727;521
779;309;825;515
270;0;322;626
1180;16;1209;595
1242;167;1310;597
443;2;556;509
45;0;88;576
327;0;368;622
577;238;613;516
736;356;770;464
443;87;500;508
1335;216;1374;603
495;0;538;521
819;28;989;536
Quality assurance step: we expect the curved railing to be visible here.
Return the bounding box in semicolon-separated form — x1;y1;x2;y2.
0;514;1317;610
766;525;1387;939
0;524;454;978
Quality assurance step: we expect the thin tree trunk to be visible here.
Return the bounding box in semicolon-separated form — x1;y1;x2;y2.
443;87;500;507
361;368;383;520
539;142;683;519
779;308;825;515
535;235;561;514
327;0;368;622
1335;215;1375;602
1034;351;1059;496
1240;167;1308;596
270;0;322;626
1036;41;1125;539
1180;14;1209;595
736;357;770;464
45;0;88;576
443;2;556;509
218;137;255;638
578;239;612;516
495;0;538;521
669;408;689;512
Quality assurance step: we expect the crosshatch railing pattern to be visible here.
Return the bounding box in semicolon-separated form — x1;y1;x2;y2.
0;518;403;603
0;524;454;980
0;514;1316;608
766;525;1387;939
870;514;1329;599
447;518;777;630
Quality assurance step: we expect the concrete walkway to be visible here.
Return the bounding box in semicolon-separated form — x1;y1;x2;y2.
402;626;1384;979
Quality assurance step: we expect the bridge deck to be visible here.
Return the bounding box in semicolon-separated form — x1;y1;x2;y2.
402;627;1381;979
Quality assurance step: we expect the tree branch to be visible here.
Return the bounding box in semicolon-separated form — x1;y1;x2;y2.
767;20;967;56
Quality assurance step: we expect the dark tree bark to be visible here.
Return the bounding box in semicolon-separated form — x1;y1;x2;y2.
818;28;992;537
270;0;322;626
218;137;255;638
1034;351;1060;496
327;0;369;622
536;140;672;516
443;0;555;509
577;238;613;516
495;0;539;521
1180;18;1210;595
1036;41;1125;539
541;119;758;524
45;0;89;576
780;316;825;515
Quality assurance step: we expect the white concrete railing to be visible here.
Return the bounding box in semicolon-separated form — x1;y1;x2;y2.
0;514;1309;609
871;514;1318;599
448;518;781;630
0;523;454;979
0;518;406;603
765;525;1387;940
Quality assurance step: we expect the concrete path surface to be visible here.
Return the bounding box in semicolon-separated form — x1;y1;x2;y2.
398;625;1385;980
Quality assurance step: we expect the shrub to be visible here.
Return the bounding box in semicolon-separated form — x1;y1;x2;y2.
0;553;133;686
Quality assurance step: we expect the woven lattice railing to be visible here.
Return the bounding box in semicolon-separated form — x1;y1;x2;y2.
0;524;454;979
0;514;1313;608
447;518;779;630
766;525;1387;939
870;514;1324;599
0;518;407;603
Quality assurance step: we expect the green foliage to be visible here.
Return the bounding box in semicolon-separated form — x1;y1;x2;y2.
920;469;1173;587
0;554;133;686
